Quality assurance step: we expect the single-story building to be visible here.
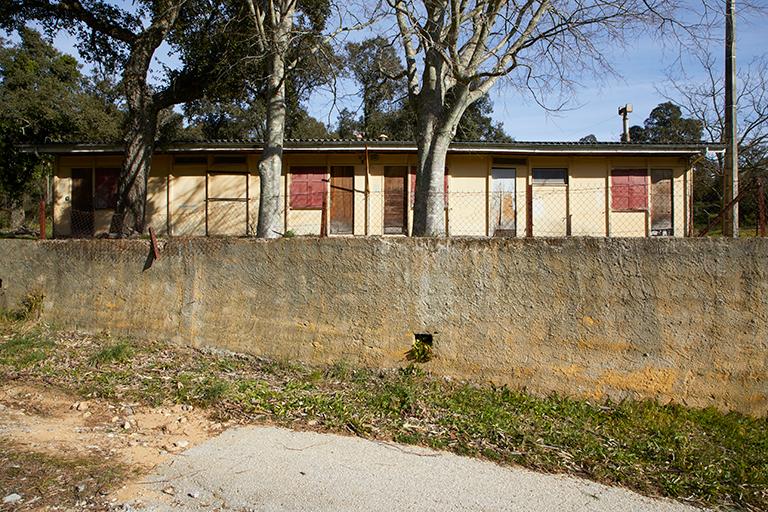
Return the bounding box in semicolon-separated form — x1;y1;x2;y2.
33;139;714;238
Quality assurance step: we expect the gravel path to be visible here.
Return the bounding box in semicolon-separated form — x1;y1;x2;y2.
125;425;703;512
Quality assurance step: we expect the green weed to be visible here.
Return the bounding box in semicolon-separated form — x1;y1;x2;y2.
89;341;134;366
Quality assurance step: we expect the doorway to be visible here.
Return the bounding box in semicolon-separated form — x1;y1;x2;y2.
384;166;407;234
651;169;673;236
491;168;516;236
330;166;354;234
70;168;94;237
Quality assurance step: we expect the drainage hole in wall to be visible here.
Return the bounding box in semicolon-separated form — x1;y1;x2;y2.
407;333;434;363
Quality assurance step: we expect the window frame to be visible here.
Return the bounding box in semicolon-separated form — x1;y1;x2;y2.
532;168;568;187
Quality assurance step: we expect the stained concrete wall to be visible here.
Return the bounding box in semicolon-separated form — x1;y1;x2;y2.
1;237;765;416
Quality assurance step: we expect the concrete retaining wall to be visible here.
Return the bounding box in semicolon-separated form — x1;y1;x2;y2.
1;237;766;416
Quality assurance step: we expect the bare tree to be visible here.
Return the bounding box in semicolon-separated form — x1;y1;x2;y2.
388;0;685;236
668;51;768;171
666;51;768;228
244;0;366;238
244;0;297;238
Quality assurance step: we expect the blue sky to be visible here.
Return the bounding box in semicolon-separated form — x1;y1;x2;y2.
8;2;767;142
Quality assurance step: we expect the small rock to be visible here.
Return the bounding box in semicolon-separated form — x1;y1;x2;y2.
162;486;175;496
181;404;194;412
75;483;86;494
174;440;189;449
122;406;134;416
122;421;132;430
307;420;318;426
187;491;200;499
177;416;188;424
74;401;89;411
3;494;22;505
82;411;92;418
111;416;120;423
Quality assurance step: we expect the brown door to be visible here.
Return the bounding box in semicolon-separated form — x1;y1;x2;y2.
651;169;673;236
330;166;354;234
71;168;94;237
384;166;407;234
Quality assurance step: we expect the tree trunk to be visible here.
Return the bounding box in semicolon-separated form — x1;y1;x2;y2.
257;51;288;238
110;98;158;236
413;128;451;236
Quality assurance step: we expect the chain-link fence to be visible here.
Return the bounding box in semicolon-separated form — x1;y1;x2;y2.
18;177;768;240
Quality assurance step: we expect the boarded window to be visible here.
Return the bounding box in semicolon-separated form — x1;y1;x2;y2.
410;168;449;208
612;169;648;211
94;168;119;209
290;167;326;209
532;168;567;186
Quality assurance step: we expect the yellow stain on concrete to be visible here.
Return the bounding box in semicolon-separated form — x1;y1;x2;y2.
600;367;679;396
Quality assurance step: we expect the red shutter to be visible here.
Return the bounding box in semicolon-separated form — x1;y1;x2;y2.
628;174;648;210
291;167;325;209
612;170;647;211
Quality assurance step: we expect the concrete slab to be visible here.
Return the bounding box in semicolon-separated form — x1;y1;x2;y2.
124;425;703;512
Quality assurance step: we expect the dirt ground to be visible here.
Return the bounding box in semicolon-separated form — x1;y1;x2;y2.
0;383;225;510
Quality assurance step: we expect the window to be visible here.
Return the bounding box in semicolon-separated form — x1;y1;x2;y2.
174;155;208;165
290;167;326;209
410;168;449;208
212;155;247;165
611;169;648;211
532;168;567;186
94;168;119;209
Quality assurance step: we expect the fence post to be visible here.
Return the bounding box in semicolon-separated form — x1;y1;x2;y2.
320;178;328;237
525;183;533;237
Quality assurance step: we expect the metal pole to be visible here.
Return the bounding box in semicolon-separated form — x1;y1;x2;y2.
723;0;739;237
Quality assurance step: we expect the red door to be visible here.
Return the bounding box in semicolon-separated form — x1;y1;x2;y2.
330;166;354;234
384;166;407;234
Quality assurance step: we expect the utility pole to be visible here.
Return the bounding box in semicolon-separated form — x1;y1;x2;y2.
723;0;739;237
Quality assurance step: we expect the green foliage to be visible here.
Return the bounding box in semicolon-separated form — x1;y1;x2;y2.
405;335;433;363
628;102;703;144
0;28;122;204
0;333;53;369
90;341;134;366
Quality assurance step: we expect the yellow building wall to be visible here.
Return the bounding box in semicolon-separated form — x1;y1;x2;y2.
446;155;488;236
529;157;568;237
569;158;608;236
147;155;170;235
170;163;206;237
52;151;692;239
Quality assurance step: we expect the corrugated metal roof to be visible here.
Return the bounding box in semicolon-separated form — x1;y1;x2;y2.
23;138;722;155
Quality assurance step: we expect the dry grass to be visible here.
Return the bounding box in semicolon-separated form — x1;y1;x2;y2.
1;319;766;511
0;438;130;511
